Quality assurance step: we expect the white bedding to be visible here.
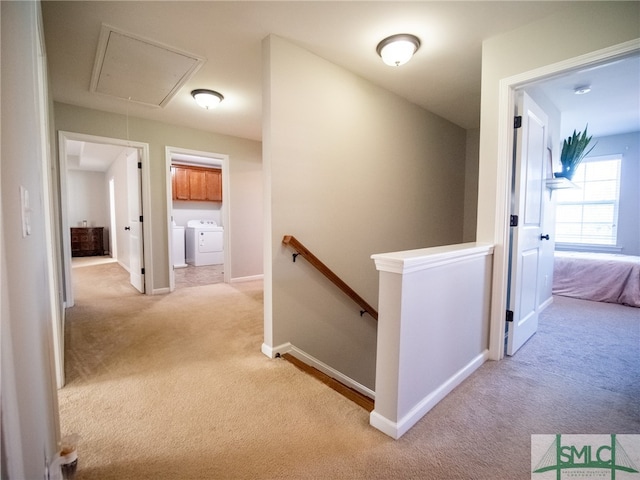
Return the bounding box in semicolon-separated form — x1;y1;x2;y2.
553;251;640;307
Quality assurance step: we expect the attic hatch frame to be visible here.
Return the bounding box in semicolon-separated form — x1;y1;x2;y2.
90;24;205;108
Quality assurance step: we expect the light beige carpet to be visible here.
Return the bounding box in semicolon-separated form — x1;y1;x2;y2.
59;263;639;479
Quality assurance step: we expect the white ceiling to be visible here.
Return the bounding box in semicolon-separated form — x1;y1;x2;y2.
43;1;639;149
65;140;129;171
530;55;640;139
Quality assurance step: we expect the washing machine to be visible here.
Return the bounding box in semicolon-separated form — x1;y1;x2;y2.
172;224;187;268
185;220;224;266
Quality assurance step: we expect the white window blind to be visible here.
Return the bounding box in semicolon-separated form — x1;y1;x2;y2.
555;156;622;246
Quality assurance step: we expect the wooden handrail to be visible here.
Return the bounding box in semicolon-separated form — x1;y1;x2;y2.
282;235;378;320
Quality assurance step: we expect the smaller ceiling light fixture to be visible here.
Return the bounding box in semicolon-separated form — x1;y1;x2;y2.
574;85;592;95
191;89;224;109
376;34;421;67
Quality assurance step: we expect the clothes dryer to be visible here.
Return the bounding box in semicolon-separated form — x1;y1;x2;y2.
185;220;224;266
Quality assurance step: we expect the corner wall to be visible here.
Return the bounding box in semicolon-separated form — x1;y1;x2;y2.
263;35;467;390
1;1;61;477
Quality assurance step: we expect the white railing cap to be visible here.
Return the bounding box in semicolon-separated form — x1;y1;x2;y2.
371;242;494;274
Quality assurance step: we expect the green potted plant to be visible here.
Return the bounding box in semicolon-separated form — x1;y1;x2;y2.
555;125;596;180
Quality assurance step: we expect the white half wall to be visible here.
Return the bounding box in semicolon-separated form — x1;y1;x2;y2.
370;243;494;439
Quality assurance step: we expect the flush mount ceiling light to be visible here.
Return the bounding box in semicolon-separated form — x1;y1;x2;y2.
574;85;592;95
376;34;421;67
191;89;224;109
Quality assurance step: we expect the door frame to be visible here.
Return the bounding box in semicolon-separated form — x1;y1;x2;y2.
165;146;231;291
488;39;640;360
58;131;153;307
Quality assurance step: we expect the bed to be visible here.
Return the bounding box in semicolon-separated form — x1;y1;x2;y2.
553;251;640;307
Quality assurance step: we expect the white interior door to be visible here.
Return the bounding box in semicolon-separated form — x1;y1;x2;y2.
127;152;144;293
506;92;548;355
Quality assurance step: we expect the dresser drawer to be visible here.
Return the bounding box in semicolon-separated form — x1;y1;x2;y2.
71;227;104;257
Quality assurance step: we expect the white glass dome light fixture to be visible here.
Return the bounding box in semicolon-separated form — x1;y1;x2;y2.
191;89;224;109
376;34;421;67
574;85;592;95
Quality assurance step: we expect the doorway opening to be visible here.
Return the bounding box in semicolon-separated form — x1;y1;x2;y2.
57;131;152;387
489;40;640;360
59;132;151;306
165;146;231;291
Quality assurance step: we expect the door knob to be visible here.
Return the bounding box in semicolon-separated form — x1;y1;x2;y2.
124;226;131;231
540;234;550;240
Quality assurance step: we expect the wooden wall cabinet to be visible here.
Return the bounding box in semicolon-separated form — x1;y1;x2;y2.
171;165;222;202
172;166;190;200
71;227;104;257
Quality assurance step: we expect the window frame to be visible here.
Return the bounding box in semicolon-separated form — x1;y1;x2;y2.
554;154;623;251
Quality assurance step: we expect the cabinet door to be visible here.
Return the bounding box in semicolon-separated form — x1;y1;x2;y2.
188;169;208;200
205;169;222;201
172;167;190;200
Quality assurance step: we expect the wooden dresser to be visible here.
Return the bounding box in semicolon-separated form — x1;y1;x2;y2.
71;227;104;257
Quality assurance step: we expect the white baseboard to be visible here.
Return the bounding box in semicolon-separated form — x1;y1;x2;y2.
369;411;399;439
370;350;488;439
231;274;264;283
539;295;553;313
262;342;375;400
152;287;170;295
261;342;286;358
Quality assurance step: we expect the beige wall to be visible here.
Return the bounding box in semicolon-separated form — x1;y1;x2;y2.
1;1;61;476
53;102;263;288
463;128;479;242
264;35;467;389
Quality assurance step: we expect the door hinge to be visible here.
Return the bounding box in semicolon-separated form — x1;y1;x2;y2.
506;310;514;322
510;215;518;227
514;116;522;129
139;215;143;222
138;162;142;169
141;268;145;275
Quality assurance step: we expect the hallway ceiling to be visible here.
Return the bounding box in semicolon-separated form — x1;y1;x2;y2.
42;2;638;143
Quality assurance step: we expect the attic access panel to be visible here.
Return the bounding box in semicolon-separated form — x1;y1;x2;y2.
91;25;204;107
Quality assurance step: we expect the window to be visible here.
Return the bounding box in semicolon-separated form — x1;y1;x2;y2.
555;156;622;246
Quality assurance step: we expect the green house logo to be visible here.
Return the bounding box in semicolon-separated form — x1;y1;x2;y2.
532;434;640;480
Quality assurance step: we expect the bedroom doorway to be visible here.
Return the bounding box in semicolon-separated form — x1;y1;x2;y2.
56;131;152;388
489;40;640;360
58;131;152;306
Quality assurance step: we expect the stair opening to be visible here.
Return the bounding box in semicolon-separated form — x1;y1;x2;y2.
280;353;374;412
